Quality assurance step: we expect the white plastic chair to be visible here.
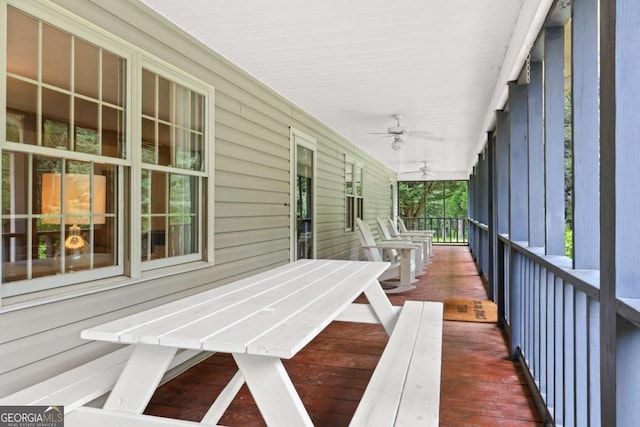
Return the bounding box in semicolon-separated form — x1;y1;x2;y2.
355;218;417;293
391;217;434;261
375;217;425;274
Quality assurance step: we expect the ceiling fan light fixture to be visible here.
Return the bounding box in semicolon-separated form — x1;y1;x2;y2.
391;134;406;151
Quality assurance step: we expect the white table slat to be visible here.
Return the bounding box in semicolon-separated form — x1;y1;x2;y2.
247;263;389;358
349;301;423;426
394;302;443;426
123;261;342;347
160;261;357;352
81;260;317;342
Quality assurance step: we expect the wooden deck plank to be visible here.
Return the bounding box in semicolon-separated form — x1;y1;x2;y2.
145;246;542;426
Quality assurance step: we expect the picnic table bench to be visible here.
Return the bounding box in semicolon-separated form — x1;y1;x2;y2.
0;259;443;426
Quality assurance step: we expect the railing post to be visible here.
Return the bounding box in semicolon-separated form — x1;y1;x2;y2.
600;0;640;425
508;81;529;359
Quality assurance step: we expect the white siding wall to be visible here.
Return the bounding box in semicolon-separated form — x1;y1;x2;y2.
0;0;396;395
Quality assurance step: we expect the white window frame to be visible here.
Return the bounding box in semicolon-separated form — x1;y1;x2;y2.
345;155;364;232
0;0;215;301
136;57;215;273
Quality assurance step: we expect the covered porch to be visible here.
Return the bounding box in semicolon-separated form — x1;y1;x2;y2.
145;246;542;426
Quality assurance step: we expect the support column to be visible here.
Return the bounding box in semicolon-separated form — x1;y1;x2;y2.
572;0;599;270
600;0;640;425
496;111;509;323
573;1;601;422
508;82;529;243
528;62;545;248
508;81;529;359
488;132;496;300
544;27;566;256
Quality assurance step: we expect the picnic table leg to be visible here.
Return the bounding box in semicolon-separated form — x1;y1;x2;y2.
201;370;245;424
233;353;313;427
363;278;400;335
104;344;177;414
398;248;414;287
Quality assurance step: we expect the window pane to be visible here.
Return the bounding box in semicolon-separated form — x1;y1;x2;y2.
346;196;354;230
42;89;70;149
190;132;203;171
74;39;100;99
355;166;363;196
2;218;29;282
42;23;71;90
33;218;63;278
157;123;171;166
6;78;37;145
2;152;30;216
345;161;353;195
142;118;157;164
142;69;156;117
191;93;204;132
151;171;167;214
7;8;38;80
102;106;125;158
157;76;171;122
141;171;199;261
2;153;117;282
102;50;125;107
169;174;197;256
175;85;190;128
75;98;100;154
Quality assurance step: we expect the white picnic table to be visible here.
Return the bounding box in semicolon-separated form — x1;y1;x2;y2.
77;259;398;426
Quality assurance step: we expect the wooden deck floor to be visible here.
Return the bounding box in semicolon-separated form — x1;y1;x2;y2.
145;246;542;426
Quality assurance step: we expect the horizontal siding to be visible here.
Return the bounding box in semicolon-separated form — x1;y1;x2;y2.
0;0;396;396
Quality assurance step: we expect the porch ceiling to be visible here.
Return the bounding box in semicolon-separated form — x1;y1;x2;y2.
140;0;552;180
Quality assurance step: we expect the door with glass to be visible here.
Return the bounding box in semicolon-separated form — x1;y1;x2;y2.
291;130;316;260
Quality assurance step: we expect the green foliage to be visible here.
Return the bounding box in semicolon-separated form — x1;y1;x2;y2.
565;227;573;259
398;180;468;219
564;92;574;258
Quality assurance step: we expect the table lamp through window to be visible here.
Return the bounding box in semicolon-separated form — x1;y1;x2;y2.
41;173;106;267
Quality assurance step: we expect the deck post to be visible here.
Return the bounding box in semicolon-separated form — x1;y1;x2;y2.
495;111;509;324
487;131;496;301
543;27;565;257
508;81;529;359
572;0;601;423
527;61;544;249
600;0;640;425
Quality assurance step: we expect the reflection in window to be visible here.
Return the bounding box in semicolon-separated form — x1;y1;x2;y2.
141;69;204;171
140;69;206;265
141;171;198;261
2;152;117;282
345;157;364;231
3;7;124;287
5;7;125;157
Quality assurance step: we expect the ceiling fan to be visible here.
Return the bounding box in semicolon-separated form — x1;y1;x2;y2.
370;114;444;151
401;161;436;179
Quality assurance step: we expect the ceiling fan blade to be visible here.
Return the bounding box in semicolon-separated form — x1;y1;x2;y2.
409;134;445;142
367;132;393;136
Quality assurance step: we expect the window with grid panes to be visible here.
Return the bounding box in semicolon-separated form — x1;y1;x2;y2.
345;156;364;231
1;3;213;298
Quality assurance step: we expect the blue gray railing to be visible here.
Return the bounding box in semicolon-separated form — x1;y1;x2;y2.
469;218;602;426
400;217;468;244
